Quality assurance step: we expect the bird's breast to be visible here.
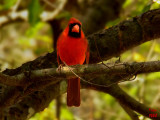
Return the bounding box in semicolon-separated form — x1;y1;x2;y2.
58;37;87;65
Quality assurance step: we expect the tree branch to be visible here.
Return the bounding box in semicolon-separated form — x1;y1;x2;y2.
88;9;160;63
1;61;160;87
0;61;160;115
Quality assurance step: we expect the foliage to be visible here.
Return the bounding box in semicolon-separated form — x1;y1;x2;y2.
0;0;17;10
28;0;42;26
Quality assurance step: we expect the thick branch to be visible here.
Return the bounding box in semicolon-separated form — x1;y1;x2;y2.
88;9;160;63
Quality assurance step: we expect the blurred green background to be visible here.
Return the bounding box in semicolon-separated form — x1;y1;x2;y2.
0;0;160;120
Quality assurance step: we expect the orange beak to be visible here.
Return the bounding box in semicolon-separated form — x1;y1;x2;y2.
72;24;79;33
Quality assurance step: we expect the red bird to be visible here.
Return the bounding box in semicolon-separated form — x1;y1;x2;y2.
57;17;89;107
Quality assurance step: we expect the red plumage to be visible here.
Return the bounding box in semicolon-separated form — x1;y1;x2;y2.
57;17;89;107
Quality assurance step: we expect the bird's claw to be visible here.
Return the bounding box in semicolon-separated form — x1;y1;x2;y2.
57;64;64;73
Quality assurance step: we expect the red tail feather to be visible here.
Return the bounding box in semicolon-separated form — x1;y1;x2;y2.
67;78;80;107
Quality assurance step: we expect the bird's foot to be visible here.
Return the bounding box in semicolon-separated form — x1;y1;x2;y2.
57;64;64;73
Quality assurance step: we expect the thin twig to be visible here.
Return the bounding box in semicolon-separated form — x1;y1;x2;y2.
42;0;57;9
12;0;21;12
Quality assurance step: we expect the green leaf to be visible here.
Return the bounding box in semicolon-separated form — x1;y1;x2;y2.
28;0;42;26
141;3;152;13
2;0;17;10
122;0;132;8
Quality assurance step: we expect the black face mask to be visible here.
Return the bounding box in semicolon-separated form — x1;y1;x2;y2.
68;23;81;38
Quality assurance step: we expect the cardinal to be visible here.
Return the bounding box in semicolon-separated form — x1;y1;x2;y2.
56;17;89;107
